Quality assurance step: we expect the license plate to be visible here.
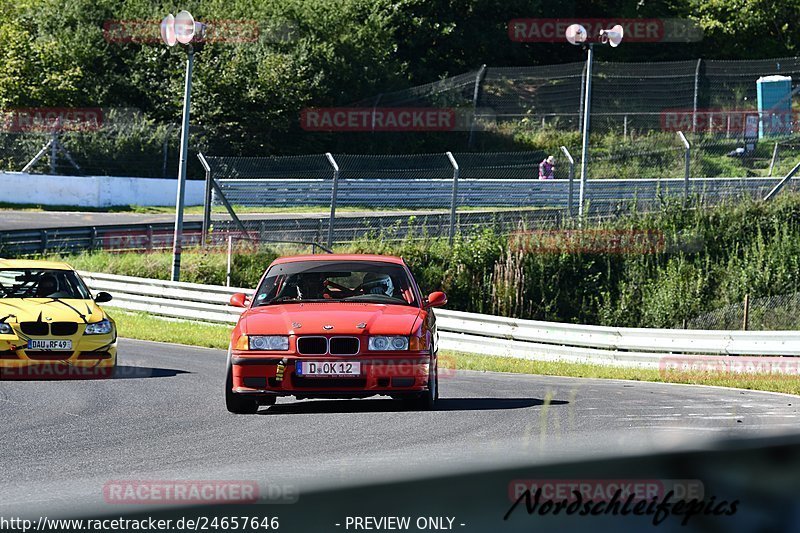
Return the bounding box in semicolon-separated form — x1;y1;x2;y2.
296;361;361;377
27;339;72;351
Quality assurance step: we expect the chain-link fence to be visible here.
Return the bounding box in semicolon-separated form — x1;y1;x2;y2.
201;151;566;246
356;57;800;136
2;57;798;180
0;109;204;178
685;292;800;331
200;149;800;247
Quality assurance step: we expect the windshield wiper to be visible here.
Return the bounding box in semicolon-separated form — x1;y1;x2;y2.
258;297;328;306
341;295;408;305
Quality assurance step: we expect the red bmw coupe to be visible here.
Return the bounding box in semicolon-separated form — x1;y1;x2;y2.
225;254;447;414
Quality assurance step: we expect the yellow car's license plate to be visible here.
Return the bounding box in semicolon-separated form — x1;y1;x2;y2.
27;339;72;351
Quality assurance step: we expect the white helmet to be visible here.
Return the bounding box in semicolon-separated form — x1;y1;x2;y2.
362;273;394;296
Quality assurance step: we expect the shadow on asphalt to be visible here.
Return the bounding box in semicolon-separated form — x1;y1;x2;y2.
113;366;190;380
259;397;566;415
0;366;189;381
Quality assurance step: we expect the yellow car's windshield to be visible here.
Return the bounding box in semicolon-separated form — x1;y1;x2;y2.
0;268;91;299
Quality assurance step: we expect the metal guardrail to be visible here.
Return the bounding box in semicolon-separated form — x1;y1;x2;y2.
214;176;799;209
79;271;800;368
0;222;204;256
0;221;336;256
211;208;565;244
0;209;562;256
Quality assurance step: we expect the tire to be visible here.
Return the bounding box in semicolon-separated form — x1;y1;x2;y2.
405;363;437;411
225;365;259;414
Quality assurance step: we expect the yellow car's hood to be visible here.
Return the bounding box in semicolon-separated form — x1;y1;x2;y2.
0;298;106;324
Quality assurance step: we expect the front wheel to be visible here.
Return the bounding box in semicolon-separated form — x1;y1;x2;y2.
225;366;259;414
405;364;437;410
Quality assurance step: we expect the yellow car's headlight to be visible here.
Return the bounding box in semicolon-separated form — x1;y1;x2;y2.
84;319;112;335
0;323;12;335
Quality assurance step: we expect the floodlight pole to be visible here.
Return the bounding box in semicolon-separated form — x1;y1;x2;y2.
578;44;593;219
171;45;194;282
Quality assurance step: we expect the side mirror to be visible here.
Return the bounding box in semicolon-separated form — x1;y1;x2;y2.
425;291;447;309
229;292;249;308
94;292;113;303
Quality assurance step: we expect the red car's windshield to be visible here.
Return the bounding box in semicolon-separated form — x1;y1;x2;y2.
253;261;417;307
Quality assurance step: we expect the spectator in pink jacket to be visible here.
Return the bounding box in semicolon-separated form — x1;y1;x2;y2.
538;155;555;179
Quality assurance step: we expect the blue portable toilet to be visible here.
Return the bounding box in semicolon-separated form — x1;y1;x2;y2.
756;75;793;138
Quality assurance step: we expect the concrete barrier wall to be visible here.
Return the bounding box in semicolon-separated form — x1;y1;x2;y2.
0;172;205;207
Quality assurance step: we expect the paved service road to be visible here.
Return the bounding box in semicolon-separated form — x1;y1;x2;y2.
2;338;799;518
0;209;458;231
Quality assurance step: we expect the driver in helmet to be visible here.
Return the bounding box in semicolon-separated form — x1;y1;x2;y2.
361;272;394;297
36;274;59;298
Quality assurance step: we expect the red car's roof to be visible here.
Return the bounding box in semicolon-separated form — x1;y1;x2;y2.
270;254;406;266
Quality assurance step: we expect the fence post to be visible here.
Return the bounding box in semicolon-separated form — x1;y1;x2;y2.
197;152;212;247
768;142;779;177
742;294;750;331
692;59;702;133
162;125;172;177
578;45;594;220
325;153;340;248
467;65;487;150
578;62;586;134
50;129;58;175
446;151;459;243
677;131;690;201
764;160;800;201
226;234;233;287
560;146;575;217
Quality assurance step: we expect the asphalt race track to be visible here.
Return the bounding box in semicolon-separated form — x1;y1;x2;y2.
2;338;800;520
0;209;457;231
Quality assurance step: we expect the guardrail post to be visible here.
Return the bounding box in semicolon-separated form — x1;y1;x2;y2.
560;146;575;217
146;225;154;252
41;230;48;254
197;152;213;247
678;131;691;201
89;226;98;251
325;153;340;248
446;152;459;243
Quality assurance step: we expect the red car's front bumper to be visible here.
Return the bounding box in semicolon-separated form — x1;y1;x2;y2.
230;352;433;398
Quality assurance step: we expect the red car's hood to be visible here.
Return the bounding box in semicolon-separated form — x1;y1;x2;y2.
241;302;423;336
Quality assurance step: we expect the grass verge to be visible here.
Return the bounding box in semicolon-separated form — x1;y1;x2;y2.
115;311;232;349
114;311;800;396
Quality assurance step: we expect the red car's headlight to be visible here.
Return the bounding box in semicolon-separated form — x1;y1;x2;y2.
368;336;409;351
235;335;289;351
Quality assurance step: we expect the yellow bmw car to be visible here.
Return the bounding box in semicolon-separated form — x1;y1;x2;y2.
0;259;117;379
